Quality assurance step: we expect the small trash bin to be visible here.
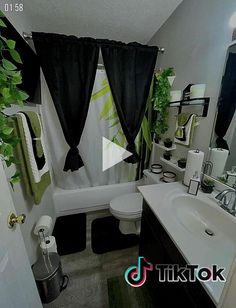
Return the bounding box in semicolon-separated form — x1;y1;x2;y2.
32;252;68;303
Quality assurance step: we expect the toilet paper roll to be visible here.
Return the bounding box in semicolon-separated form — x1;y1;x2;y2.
210;148;229;178
40;236;57;253
184;150;204;186
34;215;52;236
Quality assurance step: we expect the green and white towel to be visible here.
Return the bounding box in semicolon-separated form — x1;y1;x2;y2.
174;113;199;146
13;111;51;205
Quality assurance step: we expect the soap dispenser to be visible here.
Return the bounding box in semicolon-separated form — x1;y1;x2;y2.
188;171;200;195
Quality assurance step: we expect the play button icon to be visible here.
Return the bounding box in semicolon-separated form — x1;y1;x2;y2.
102;137;133;171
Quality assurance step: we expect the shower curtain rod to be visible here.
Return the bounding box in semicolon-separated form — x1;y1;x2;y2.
22;32;165;53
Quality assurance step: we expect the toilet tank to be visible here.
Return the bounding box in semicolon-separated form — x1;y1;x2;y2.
143;169;162;185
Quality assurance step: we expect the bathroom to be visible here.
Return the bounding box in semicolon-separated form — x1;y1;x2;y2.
0;0;236;307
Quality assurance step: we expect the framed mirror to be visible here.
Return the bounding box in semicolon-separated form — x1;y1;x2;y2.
206;41;236;188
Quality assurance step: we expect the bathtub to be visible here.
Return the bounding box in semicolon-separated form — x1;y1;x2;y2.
53;180;143;216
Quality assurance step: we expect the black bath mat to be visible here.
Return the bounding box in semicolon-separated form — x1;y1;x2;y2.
91;216;139;254
53;213;86;255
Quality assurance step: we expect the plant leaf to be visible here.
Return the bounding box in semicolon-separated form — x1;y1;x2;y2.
118;129;127;147
112;136;121;146
17;100;24;107
11;171;20;179
15;90;29;101
0;71;7;81
99;95;113;119
0;19;6;28
91;85;110;102
141;115;152;150
9;49;22;64
3;127;13;135
2;59;17;71
2;87;10;99
109;119;119;128
6;39;15;49
3;143;13;158
10;172;20;190
101;78;109;86
106;112;118;121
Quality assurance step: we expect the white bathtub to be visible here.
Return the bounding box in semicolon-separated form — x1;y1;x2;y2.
53;181;142;216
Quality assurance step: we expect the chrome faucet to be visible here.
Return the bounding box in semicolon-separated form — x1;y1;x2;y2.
215;189;236;216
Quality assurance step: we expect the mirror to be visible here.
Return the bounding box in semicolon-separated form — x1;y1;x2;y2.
206;42;236;188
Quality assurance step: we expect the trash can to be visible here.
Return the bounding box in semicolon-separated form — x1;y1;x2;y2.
32;252;68;303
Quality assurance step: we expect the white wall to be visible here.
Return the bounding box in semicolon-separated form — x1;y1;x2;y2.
3;11;55;265
149;0;236;162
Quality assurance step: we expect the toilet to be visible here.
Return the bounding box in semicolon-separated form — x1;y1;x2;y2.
109;169;162;235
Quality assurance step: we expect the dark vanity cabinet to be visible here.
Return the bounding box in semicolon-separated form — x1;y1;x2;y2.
139;201;216;308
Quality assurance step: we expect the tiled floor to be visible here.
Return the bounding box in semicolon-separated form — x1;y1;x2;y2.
44;210;139;308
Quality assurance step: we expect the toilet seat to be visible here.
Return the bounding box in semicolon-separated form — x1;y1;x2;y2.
110;192;143;217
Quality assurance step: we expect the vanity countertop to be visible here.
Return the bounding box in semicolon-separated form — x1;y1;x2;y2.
138;182;236;305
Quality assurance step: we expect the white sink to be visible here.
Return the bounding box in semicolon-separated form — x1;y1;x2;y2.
138;182;236;305
171;195;236;244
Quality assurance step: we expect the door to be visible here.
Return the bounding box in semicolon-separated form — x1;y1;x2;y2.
0;161;42;308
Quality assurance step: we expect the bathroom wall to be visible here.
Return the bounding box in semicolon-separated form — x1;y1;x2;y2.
3;10;56;265
149;0;236;161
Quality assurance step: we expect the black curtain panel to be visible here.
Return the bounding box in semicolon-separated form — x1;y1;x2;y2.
32;32;99;171
215;52;236;150
136;81;155;180
101;40;158;163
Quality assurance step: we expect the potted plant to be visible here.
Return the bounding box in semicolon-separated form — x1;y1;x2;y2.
177;157;187;168
152;67;174;140
164;137;173;148
201;179;214;194
163;151;172;161
217;175;227;184
167;69;176;87
0;12;29;186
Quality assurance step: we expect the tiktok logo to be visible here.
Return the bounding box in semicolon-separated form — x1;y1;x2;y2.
125;256;153;287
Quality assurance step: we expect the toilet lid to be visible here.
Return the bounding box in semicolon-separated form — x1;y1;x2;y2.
110;192;143;214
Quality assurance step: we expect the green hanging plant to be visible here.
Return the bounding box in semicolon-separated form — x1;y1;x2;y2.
0;11;29;186
152;67;174;139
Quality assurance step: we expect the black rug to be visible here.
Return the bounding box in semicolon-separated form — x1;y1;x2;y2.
91;216;139;254
53;213;86;256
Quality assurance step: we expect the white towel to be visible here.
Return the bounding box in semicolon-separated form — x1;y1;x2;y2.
17;112;49;183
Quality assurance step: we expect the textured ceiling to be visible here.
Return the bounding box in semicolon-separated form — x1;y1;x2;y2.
13;0;182;43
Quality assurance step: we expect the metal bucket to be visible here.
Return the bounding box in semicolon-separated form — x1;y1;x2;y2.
32;252;68;303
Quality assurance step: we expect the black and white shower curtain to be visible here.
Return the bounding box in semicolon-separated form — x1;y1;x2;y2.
42;69;140;189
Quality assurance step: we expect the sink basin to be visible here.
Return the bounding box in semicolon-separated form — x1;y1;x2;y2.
171;195;236;244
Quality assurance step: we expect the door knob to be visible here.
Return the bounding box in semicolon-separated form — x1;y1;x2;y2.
8;213;26;229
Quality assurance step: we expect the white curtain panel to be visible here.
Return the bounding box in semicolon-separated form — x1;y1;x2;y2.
41;69;137;189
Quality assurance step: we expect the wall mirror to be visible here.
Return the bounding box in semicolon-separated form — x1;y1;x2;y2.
206;42;236;188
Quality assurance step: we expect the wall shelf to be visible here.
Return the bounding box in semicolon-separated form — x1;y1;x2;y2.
169;97;210;117
153;142;176;152
160;157;186;172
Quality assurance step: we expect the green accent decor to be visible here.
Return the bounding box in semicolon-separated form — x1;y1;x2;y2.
91;77;153;151
13;114;51;204
152;68;173;139
0;11;29;186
